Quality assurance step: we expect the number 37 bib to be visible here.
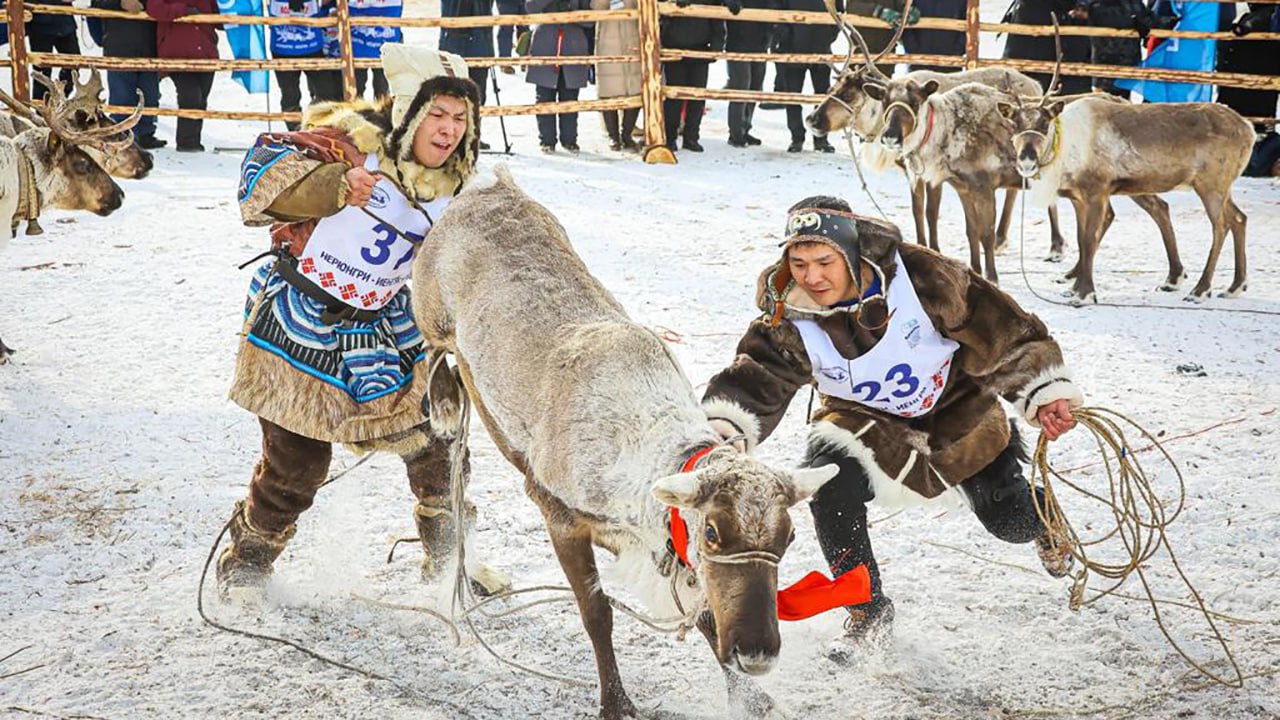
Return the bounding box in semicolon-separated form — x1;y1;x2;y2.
296;153;451;311
793;253;959;418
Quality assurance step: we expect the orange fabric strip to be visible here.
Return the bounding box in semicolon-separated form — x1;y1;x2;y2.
776;565;872;621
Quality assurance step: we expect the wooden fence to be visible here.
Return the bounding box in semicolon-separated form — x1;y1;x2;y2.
5;0;1279;164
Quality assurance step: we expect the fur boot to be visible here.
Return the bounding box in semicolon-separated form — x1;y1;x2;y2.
216;500;297;595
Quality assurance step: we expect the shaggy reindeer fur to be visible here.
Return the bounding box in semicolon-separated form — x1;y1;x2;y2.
412;167;837;720
1007;97;1253;302
807;66;1042;252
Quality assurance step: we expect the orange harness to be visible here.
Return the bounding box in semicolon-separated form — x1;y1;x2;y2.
667;446;872;621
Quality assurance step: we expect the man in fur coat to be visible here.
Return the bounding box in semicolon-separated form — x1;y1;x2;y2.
701;196;1081;641
218;44;506;598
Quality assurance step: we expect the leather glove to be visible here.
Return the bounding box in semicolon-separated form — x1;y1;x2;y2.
725;0;741;14
1232;10;1271;37
873;4;921;27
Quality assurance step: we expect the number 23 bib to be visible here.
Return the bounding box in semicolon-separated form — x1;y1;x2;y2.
793;253;959;418
296;153;451;311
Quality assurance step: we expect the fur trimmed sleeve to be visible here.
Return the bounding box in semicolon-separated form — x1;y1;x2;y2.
238;133;330;226
904;247;1084;425
702;318;814;446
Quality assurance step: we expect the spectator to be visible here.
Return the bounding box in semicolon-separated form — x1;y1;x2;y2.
496;0;529;74
440;0;496;151
147;0;220;152
1002;0;1091;94
269;0;341;131
772;0;837;153
592;0;641;151
902;0;963;72
725;0;774;148
1068;0;1159;98
321;0;402;98
525;0;593;153
660;0;724;153
1217;1;1279;134
27;0;81;102
86;0;165;148
1114;0;1224;102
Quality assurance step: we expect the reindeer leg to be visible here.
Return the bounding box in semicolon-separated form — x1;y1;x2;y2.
1046;204;1065;263
1188;189;1229;301
1071;198;1106;305
926;183;943;252
697;611;785;719
1128;194;1183;291
25;218;43;236
955;184;984;277
541;511;636;720
910;178;928;247
1221;196;1248;297
0;334;13;364
995;187;1017;254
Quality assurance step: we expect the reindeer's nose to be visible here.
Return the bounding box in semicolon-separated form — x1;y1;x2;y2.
805;110;827;136
1017;149;1040;177
733;647;778;676
101;188;124;215
137;150;154;178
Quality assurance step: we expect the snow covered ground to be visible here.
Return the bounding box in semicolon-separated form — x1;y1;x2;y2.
2;4;1280;719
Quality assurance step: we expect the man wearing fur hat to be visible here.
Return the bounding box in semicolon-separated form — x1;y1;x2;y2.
701;195;1081;645
218;44;504;598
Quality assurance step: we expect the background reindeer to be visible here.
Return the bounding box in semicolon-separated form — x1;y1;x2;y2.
0;82;138;364
1003;93;1253;303
412;168;839;720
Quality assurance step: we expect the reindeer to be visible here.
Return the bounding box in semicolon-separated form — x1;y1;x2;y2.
1002;93;1253;303
0;82;138;363
412;168;839;720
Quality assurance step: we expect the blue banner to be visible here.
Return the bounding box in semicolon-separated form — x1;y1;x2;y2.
219;0;271;93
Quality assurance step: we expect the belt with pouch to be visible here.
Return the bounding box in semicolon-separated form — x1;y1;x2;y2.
272;256;382;325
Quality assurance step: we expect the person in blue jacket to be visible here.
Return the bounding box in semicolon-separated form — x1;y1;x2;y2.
269;0;342;130
1114;0;1225;102
320;0;403;98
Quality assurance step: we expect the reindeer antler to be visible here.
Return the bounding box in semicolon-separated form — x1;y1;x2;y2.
31;71;143;150
825;0;914;82
65;69;106;119
1041;12;1064;106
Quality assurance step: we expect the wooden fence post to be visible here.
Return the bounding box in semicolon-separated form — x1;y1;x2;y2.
638;0;674;164
336;0;358;102
964;0;979;70
7;0;30;102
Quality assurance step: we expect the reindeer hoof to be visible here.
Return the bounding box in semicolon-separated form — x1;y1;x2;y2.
0;347;12;365
25;220;44;236
1217;285;1247;299
467;563;513;597
1045;251;1064;263
1183;292;1208;304
1067;293;1096;307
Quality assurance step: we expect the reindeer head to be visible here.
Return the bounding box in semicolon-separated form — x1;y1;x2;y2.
807;0;910;138
1000;97;1065;178
652;449;838;675
867;78;940;152
60;70;153;180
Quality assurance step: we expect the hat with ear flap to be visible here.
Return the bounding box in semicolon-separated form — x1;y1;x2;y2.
380;44;471;133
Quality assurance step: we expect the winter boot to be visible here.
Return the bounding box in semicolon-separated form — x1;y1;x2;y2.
620;108;640;150
216;500;296;598
603;111;623;151
826;596;896;665
414;497;511;597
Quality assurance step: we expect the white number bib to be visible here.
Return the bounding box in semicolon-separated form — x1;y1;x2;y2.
296;153;451;311
793;253;959;418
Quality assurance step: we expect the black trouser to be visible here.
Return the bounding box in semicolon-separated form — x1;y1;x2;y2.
535;71;580;147
275;51;339;130
355;68;389;99
662;59;710;145
776;62;830;143
29;31;81;101
726;59;765;140
170;71;214;149
468;66;489;106
805;421;1044;605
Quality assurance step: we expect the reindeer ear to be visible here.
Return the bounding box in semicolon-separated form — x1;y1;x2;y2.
920;80;941;99
863;82;886;102
997;101;1016;121
787;464;839;505
1045;99;1065;117
652;471;701;509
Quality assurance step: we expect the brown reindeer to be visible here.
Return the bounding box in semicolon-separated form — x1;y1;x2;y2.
1003;94;1253;303
413;168;839;719
0;80;138;363
58;70;154;181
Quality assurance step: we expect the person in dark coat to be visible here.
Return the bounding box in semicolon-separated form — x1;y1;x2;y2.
725;0;775;148
441;0;497;105
901;0;963;72
86;0;165;148
1069;0;1159;98
525;0;594;152
1002;0;1091;94
1219;2;1280;133
147;0;220;152
269;0;341;131
660;0;725;152
773;0;840;153
27;0;81;102
496;0;529;71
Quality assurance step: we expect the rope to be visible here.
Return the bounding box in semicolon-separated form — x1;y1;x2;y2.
840;127;891;221
1015;178;1280;317
1028;406;1244;687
